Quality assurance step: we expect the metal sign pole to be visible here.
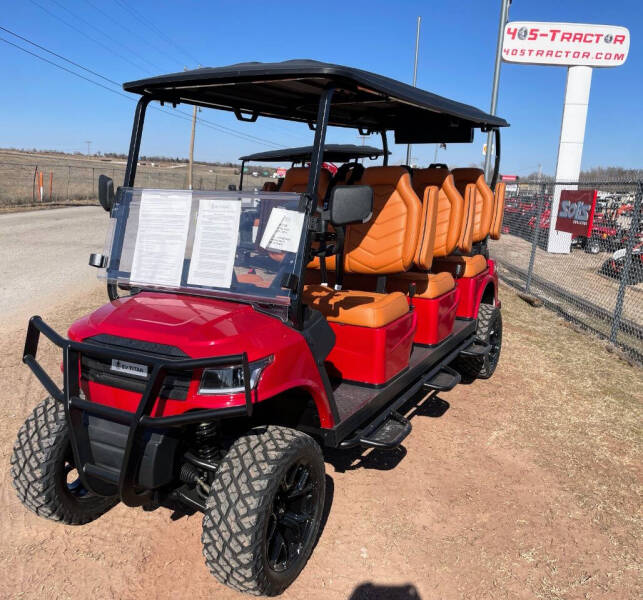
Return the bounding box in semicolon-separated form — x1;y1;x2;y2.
405;16;421;167
484;0;511;182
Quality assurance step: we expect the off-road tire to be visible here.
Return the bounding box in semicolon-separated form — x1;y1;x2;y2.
10;396;118;524
202;425;325;596
454;303;502;383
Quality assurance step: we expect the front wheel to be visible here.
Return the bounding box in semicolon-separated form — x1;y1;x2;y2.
202;425;325;596
585;238;602;254
10;396;118;525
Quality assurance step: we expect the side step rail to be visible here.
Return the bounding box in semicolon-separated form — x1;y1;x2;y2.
358;411;411;449
339;342;469;450
423;365;461;392
459;340;491;357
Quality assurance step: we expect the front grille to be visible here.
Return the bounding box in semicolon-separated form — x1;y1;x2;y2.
80;335;192;400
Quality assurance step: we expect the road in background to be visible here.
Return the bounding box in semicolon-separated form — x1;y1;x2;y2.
0;207;108;323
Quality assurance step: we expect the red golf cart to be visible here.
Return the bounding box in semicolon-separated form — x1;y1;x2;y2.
12;60;508;596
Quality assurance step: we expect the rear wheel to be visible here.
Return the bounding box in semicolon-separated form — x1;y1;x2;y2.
10;396;118;524
202;425;325;596
454;303;502;383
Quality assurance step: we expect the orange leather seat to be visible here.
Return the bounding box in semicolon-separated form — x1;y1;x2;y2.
346;166;422;274
411;168;464;258
431;168;493;278
386;270;455;299
280;166;331;201
302;285;409;328
430;254;487;278
304;166;421;327
386;168;461;297
451;168;494;243
490;181;505;240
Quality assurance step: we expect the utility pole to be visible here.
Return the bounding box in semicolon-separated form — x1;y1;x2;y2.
186;65;200;190
85;140;92;155
483;0;511;182
187;105;197;190
405;16;421;167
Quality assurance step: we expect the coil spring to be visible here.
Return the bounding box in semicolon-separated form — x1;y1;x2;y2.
193;422;219;462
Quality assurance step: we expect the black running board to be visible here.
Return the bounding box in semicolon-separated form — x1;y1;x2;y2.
423;365;461;391
356;412;411;449
459;341;491;357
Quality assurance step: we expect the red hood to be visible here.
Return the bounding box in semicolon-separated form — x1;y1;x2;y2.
68;292;290;361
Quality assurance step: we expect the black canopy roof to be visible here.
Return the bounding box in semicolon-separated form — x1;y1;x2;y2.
239;144;387;163
123;60;508;142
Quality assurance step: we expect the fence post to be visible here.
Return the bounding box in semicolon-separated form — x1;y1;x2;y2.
609;180;642;344
32;165;38;203
525;181;546;293
67;166;71;201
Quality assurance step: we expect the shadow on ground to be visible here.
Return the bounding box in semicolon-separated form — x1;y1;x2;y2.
349;582;421;599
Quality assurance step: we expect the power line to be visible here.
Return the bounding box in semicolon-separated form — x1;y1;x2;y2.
0;36;134;99
0;25;120;86
112;0;200;66
46;0;166;72
82;0;185;69
0;35;283;148
28;0;154;75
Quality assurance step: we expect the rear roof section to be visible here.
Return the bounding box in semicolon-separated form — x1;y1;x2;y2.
239;144;387;163
123;60;508;138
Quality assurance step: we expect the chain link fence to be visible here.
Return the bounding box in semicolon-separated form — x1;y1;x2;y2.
490;178;643;362
0;159;267;208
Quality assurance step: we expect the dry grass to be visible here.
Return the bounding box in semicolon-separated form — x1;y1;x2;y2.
491;285;642;597
0;149;273;208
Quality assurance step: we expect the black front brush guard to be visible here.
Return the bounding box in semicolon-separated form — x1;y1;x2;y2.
23;316;252;507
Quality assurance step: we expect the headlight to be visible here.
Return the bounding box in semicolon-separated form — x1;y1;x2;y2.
198;356;273;395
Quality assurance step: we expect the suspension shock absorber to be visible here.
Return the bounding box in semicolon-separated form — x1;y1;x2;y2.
193;421;219;463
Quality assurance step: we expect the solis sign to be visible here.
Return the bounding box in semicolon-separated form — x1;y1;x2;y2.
555;189;598;237
503;22;630;67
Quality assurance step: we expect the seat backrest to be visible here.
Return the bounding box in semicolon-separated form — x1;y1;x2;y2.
413;185;439;270
280;166;331;200
451;168;494;243
489;181;506;240
412;168;464;258
344;166;421;274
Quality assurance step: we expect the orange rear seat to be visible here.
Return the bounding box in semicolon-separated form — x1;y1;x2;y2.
432;168;493;278
280;166;331;200
490;181;505;240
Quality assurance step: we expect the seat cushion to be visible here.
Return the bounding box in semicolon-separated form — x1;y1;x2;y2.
302;285;409;328
387;271;456;299
432;254;487;278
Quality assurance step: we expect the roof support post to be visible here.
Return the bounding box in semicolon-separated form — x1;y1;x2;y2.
124;96;150;187
239;160;245;191
381;131;389;166
306;86;335;201
490;129;501;190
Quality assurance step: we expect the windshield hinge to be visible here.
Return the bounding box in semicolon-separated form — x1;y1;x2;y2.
281;273;299;292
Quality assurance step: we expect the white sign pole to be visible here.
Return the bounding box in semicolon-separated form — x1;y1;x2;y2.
547;65;593;253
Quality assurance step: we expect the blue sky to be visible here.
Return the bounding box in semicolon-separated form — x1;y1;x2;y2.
1;0;641;175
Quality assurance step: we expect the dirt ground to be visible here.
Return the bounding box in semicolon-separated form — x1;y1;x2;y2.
0;283;640;600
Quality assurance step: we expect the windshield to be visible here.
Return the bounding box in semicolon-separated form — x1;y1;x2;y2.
102;188;308;308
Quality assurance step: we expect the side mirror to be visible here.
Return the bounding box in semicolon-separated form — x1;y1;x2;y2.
327;185;373;226
98;175;115;212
